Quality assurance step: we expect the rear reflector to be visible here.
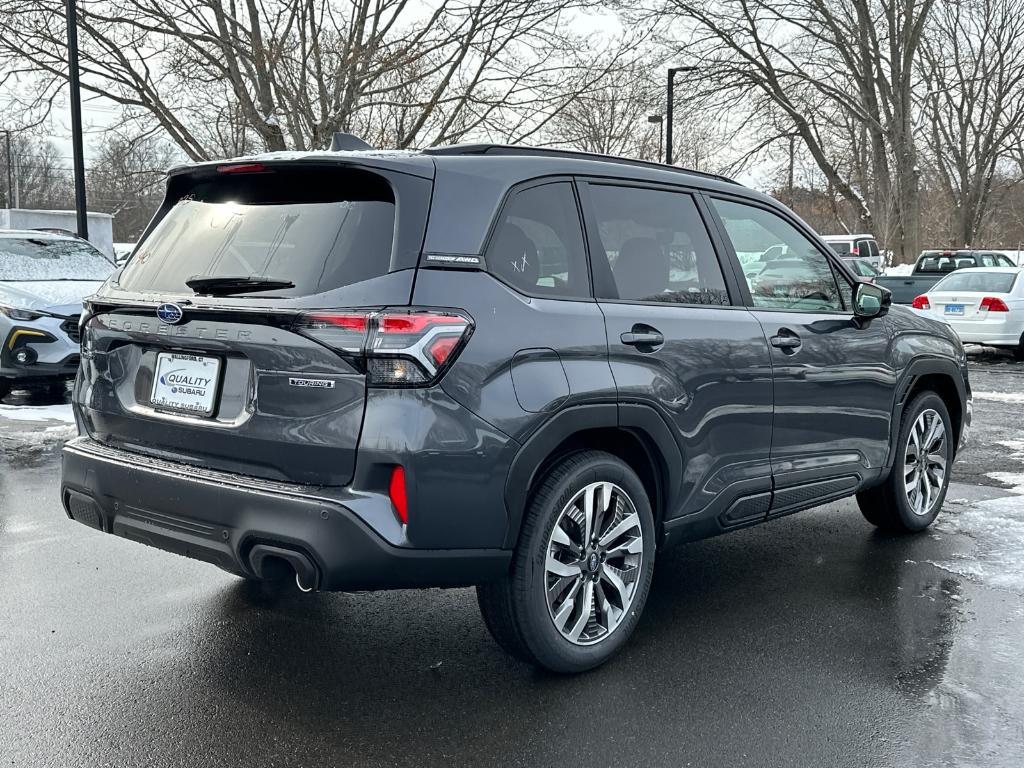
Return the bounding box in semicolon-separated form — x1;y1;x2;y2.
389;466;409;525
911;295;930;310
980;296;1010;312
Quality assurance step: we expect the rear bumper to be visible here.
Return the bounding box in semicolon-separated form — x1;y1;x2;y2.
944;318;1024;347
60;437;511;591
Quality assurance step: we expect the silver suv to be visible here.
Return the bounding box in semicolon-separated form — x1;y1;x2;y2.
0;230;112;399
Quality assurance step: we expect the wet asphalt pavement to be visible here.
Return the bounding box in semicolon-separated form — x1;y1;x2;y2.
2;356;1023;767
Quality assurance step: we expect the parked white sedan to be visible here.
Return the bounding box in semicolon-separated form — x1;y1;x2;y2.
912;267;1024;358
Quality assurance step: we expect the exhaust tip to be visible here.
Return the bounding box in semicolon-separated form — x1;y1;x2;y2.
248;543;320;592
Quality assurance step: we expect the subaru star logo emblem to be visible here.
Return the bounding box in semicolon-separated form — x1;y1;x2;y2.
156;303;184;325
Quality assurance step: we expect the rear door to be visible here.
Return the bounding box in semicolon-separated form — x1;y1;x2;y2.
77;161;431;486
706;196;897;513
579;180;775;527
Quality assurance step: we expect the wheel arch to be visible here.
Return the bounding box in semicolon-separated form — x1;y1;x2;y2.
502;403;683;549
885;357;968;471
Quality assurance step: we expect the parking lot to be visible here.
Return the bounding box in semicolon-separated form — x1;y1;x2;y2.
2;353;1023;767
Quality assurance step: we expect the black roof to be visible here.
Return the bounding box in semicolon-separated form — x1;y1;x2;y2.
423;144;738;186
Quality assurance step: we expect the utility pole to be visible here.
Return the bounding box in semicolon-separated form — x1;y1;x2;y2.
2;130;11;209
787;135;795;207
665;66;696;166
66;0;88;239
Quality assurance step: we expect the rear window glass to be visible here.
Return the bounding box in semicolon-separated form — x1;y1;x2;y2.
0;237;113;281
933;271;1018;293
118;166;396;297
827;241;852;254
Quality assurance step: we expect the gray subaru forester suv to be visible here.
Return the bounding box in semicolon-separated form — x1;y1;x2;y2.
61;143;971;672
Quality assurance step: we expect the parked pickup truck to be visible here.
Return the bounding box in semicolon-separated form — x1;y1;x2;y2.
877;249;1016;303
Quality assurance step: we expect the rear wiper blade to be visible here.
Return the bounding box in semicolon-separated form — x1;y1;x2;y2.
185;275;295;295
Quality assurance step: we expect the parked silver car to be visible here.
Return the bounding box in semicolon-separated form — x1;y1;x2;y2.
0;230;112;398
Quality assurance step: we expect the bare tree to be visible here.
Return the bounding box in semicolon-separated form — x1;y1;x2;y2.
0;133;71;210
0;0;635;159
86;132;179;239
543;64;662;158
920;0;1024;249
635;0;935;262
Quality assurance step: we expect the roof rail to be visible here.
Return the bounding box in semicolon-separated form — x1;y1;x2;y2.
422;144;738;185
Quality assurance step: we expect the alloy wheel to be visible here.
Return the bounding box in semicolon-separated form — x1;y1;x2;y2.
544;481;644;646
903;408;948;517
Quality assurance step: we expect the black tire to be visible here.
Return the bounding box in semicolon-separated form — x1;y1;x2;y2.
477;451;655;673
856;391;953;532
0;378;10;401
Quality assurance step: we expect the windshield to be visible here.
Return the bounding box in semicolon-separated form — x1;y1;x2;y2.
933;271;1018;293
0;237;113;281
117;166;396;297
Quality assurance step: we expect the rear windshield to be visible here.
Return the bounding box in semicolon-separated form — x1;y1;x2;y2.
0;237;113;281
933;271;1018;293
117;166;396;297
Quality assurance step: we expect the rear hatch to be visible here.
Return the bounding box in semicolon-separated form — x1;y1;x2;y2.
77;158;433;486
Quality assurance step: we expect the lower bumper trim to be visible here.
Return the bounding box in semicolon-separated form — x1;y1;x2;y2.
61;437;511;591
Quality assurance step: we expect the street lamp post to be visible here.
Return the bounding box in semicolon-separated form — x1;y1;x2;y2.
66;0;88;239
646;114;663;164
665;66;696;166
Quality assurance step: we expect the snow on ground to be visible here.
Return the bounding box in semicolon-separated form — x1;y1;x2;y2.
885;263;915;276
931;441;1024;593
972;391;1024;404
0;403;76;449
0;404;75;423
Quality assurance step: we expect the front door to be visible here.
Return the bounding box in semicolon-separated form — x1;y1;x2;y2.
578;181;774;527
707;196;897;514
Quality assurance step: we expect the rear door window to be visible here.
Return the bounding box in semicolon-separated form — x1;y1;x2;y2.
118;166;398;297
585;184;730;305
485;181;590;299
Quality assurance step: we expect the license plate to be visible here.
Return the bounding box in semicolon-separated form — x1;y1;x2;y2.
151;352;221;415
945;304;965;316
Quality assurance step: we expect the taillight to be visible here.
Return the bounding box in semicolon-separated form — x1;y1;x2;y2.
296;312;369;352
389;466;409;525
911;295;930;310
980;296;1009;312
294;308;472;387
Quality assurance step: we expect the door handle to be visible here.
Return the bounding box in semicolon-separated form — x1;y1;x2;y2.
620;327;664;349
770;332;802;350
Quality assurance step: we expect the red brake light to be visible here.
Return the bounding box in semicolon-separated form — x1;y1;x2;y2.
911;295;930;310
294;311;370;352
389;466;409;525
217;163;267;174
378;313;465;334
427;336;460;367
307;313;369;331
980;296;1009;312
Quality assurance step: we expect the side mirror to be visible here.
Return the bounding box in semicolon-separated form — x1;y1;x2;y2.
854;281;891;319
